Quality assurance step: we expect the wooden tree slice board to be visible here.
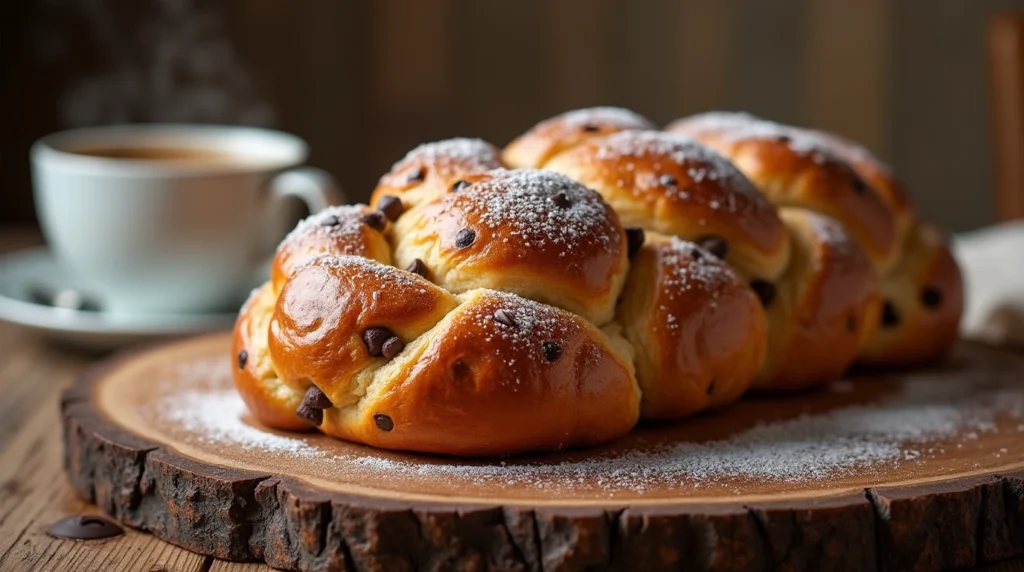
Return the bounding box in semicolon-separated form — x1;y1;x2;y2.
62;334;1024;572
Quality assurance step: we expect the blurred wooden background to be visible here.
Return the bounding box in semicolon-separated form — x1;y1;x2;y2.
3;0;1022;231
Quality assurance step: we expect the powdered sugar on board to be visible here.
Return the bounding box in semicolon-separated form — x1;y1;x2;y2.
153;353;1024;498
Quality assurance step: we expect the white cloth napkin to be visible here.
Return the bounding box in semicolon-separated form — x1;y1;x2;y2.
954;221;1024;347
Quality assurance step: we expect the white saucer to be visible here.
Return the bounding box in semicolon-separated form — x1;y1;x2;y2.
0;247;238;350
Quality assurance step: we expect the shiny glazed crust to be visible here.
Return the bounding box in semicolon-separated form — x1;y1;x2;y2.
370;138;504;211
545;130;790;280
259;257;639;456
858;223;964;367
617;233;766;418
270;205;392;294
666;112;900;275
756;208;881;391
391;169;629;325
503;106;655;168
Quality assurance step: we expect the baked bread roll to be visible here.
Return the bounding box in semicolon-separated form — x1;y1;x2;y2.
247;256;640;456
391;169;630;325
270;204;392;294
665;111;963;369
757;209;881;390
370;137;504;211
666;112;900;275
808;130;916;252
529;126;875;390
858;223;963;367
617;232;766;417
504;106;655;169
233;283;308;431
544;130;790;281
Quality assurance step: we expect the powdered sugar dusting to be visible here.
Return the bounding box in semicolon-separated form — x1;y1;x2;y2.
458;169;621;252
468;290;577;346
555;106;654;131
673;111;841;164
802;210;857;255
280;204;365;247
655;237;734;328
155;354;1024;497
299;254;423;288
591;131;761;207
387;138;502;175
661;238;734;289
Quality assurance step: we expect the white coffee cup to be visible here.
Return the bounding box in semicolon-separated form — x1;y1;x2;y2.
31;124;344;314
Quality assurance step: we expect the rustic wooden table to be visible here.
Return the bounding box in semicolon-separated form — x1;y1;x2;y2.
0;228;262;571
0;226;1021;572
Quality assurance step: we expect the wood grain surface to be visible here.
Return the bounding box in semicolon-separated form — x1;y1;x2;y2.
1;226;1023;572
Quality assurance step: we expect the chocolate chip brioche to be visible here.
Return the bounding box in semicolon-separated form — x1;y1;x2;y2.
233;108;963;456
665;111;963;369
235;141;763;455
537;126;879;391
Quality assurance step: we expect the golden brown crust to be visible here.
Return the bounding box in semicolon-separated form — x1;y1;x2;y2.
232;283;309;431
391;169;629;325
370;138;504;211
503;107;655;168
270;205;392;294
756;208;881;391
807;131;916;250
858;223;963;367
617;233;766;419
545;130;790;280
319;290;640;456
666;112;900;274
268;256;458;409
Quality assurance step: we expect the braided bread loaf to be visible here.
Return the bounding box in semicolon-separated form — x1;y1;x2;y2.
233;109;963;456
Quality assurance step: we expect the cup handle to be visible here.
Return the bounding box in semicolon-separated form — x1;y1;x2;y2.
267;166;346;214
257;167;346;262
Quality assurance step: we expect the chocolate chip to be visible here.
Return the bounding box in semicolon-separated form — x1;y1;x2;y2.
374;413;394;431
706;379;716;395
851;176;867;194
921;286;943;308
377;195;405;221
381;336;405;359
360;211;387;231
407;167;425;183
363;327;394;356
698;235;729;259
321;215;340;227
493;309;517;329
882;300;900;327
542;341;561;362
691;248;703;261
301;385;333;410
847;316;856;332
237;349;248;371
750;280;775;307
406;258;428;278
455;228;476;248
625;226;645;258
451;179;471;192
776;135;792;143
582;123;600;132
296;403;324;426
659;174;678;187
550;191;571;208
47;515;124;540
